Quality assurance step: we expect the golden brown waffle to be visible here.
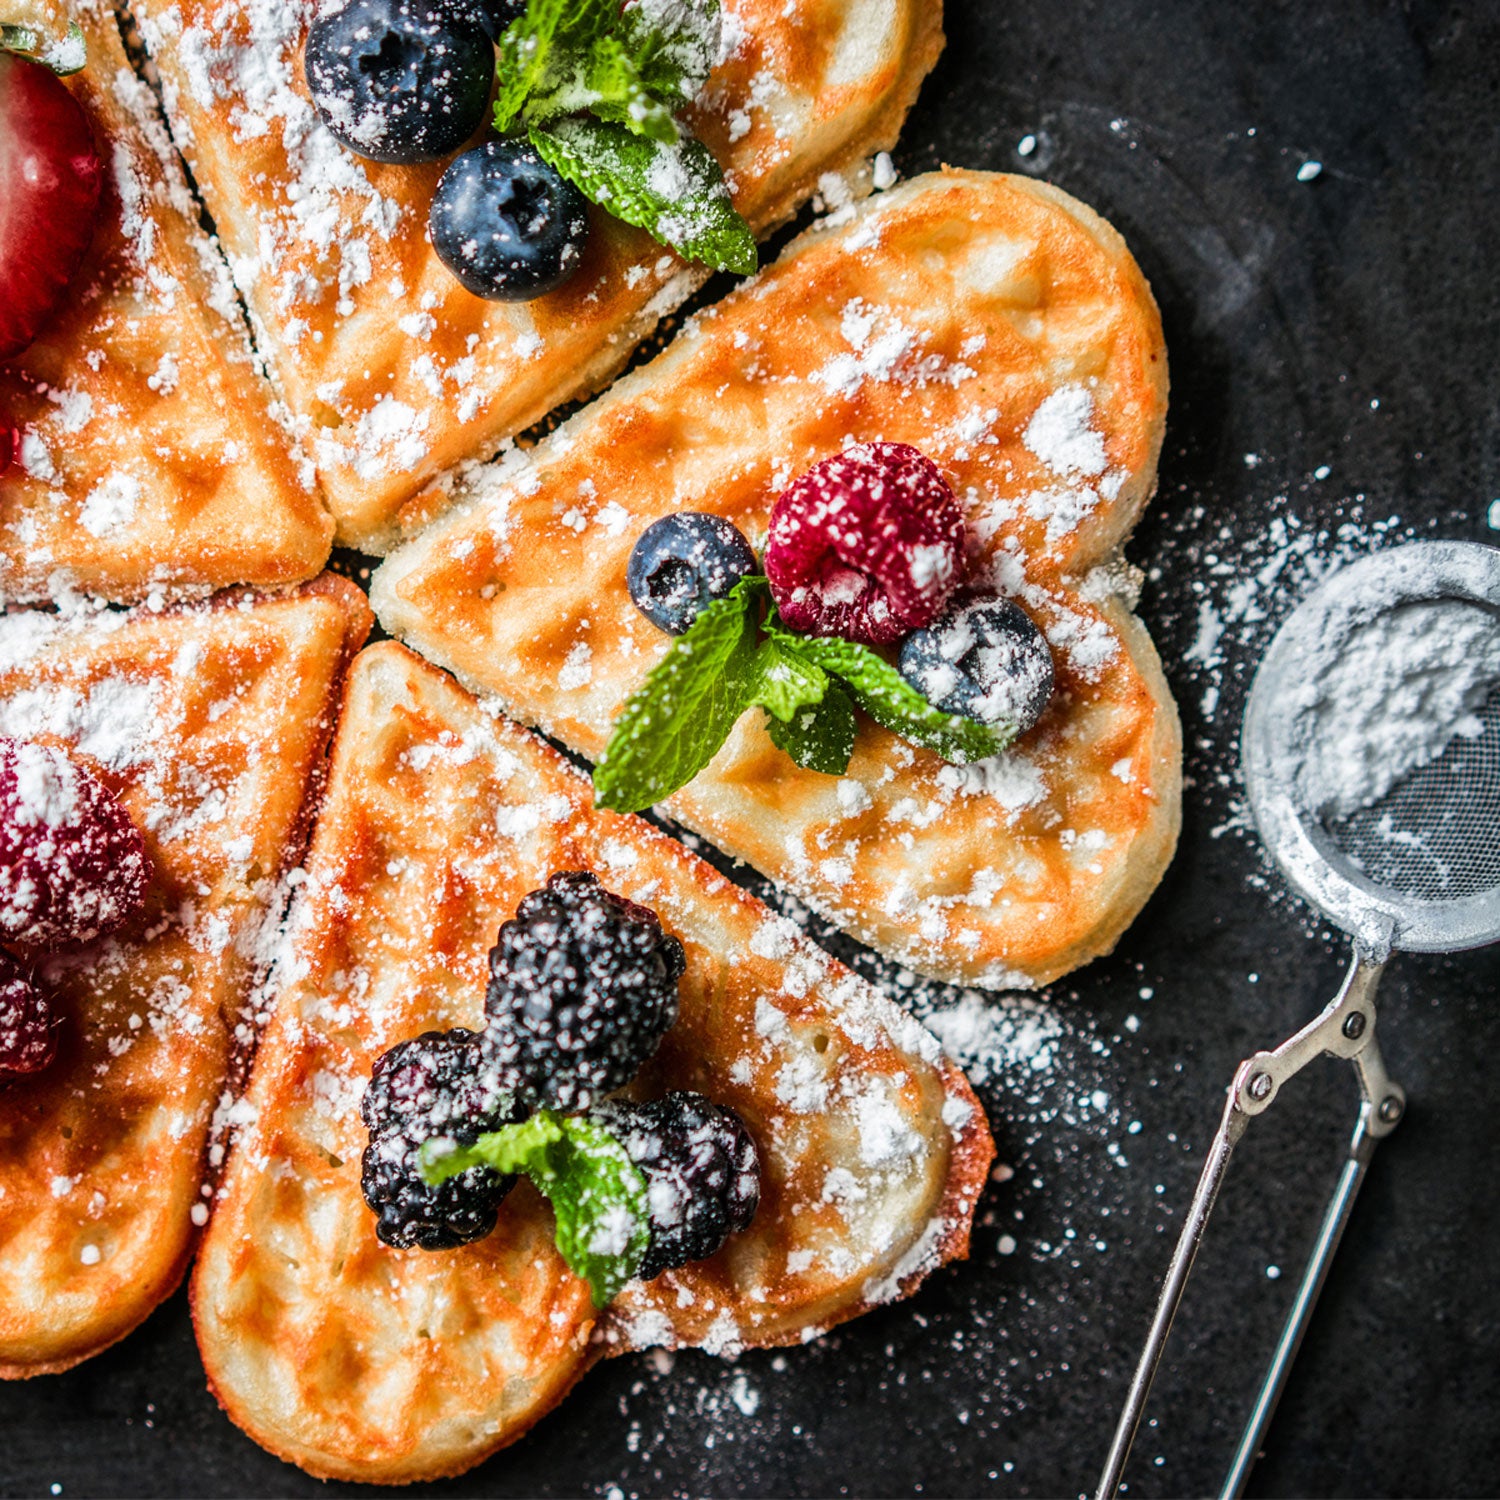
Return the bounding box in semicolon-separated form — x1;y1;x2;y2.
372;169;1182;991
191;642;993;1483
0;0;334;606
130;0;945;551
0;576;371;1375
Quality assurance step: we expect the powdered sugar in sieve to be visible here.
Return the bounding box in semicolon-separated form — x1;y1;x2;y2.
1243;540;1500;952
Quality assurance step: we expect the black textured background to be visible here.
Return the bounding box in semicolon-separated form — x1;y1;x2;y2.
5;1;1500;1495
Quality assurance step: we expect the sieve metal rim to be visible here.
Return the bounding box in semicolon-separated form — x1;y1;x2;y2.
1242;539;1500;954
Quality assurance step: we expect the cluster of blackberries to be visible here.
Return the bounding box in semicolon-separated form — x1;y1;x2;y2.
359;871;760;1277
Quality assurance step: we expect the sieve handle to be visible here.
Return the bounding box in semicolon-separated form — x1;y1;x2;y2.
1096;951;1397;1499
1220;1092;1390;1496
1221;981;1405;1496
1096;1084;1250;1500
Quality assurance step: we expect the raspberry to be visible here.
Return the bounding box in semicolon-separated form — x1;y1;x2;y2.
484;871;684;1112
0;738;150;949
765;442;965;645
0;949;56;1086
360;1028;527;1251
591;1092;759;1280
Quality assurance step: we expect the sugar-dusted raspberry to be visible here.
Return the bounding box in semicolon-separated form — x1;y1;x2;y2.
0;949;57;1086
0;738;150;949
764;442;966;646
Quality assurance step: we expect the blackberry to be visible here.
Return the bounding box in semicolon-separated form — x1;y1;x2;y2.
591;1092;759;1280
484;871;684;1112
359;1027;526;1250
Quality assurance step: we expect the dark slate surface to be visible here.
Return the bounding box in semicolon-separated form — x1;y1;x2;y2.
5;1;1500;1495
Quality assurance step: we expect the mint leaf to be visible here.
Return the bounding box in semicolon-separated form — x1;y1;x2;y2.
580;35;680;142
524;34;679;142
745;635;828;723
419;1112;650;1308
617;0;721;101
763;622;1012;765
593;576;764;812
493;0;617;132
766;681;857;775
530;116;756;274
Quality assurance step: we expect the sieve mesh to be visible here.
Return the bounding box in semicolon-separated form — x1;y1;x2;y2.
1327;688;1500;902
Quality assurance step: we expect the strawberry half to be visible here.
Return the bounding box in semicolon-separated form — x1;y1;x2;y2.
0;50;103;361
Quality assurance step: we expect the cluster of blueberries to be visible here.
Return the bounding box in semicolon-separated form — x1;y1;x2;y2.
361;871;760;1276
305;0;589;300
627;444;1058;737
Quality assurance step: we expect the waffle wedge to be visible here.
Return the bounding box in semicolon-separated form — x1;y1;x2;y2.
0;576;371;1375
0;0;333;606
373;169;1182;991
130;0;945;551
191;642;993;1484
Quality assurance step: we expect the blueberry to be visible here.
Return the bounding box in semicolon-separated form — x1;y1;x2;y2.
429;140;590;300
899;596;1056;735
305;0;492;165
627;513;758;635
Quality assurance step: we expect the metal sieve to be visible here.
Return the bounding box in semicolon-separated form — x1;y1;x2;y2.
1098;539;1500;1498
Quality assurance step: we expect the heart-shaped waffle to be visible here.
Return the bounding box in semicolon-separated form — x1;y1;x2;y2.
191;642;992;1482
374;169;1182;991
0;576;369;1375
0;0;333;606
130;0;945;551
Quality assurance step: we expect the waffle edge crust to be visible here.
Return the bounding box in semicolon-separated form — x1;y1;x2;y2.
372;168;1184;992
0;576;371;1376
190;643;994;1484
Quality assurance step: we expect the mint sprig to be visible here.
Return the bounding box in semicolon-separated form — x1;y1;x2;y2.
593;578;1020;813
420;1111;650;1308
493;0;756;273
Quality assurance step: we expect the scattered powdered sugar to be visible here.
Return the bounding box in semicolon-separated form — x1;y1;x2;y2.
1023;385;1108;478
79;473;143;538
1294;599;1500;818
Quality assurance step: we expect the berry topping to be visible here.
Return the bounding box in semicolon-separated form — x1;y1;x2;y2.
0;51;103;360
0;423;11;476
627;513;758;635
898;596;1056;735
590;1091;759;1280
0;738;150;950
304;0;492;165
764;443;965;646
430;139;590;301
360;1027;527;1250
0;950;57;1087
484;871;684;1112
